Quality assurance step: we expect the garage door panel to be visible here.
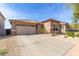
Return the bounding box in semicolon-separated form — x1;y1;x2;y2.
16;26;36;35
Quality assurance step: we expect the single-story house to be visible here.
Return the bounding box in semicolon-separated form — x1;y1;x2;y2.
0;12;6;36
9;18;69;35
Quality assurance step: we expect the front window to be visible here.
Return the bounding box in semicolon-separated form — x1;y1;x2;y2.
53;24;59;31
53;28;58;31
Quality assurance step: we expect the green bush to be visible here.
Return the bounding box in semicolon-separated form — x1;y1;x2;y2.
75;32;79;37
66;31;74;37
0;49;8;56
39;27;45;34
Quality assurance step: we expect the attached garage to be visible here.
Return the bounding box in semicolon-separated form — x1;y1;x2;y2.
10;20;38;35
16;25;36;35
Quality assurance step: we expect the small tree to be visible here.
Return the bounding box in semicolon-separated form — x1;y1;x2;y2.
67;4;79;29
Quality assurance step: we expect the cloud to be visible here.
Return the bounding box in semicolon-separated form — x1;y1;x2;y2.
55;7;73;23
0;3;72;28
0;4;19;18
0;3;20;29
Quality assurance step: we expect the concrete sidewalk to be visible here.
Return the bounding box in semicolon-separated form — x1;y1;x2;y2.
65;42;79;56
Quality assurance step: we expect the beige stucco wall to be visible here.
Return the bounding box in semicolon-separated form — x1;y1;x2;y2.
61;25;66;34
43;21;51;33
60;22;67;34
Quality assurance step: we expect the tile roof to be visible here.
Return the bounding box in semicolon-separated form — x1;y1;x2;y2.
41;18;61;23
9;19;38;23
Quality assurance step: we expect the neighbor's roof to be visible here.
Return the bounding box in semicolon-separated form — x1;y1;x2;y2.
9;19;38;24
41;18;61;23
0;12;6;20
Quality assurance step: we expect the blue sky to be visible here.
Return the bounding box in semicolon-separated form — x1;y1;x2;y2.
0;3;73;29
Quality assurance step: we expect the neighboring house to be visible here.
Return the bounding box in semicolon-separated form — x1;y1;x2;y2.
0;12;6;36
9;18;69;35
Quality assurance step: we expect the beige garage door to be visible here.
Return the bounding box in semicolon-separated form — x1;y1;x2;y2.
16;26;36;35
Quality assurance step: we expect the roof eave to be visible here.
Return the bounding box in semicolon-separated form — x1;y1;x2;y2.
41;18;61;23
0;12;6;20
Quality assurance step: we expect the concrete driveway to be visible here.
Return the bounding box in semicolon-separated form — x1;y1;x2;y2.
15;34;77;56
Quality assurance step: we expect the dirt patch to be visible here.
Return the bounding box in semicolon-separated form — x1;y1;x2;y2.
0;36;22;56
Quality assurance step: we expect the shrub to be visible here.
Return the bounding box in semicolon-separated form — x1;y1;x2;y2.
75;32;79;37
39;27;45;34
0;49;8;56
66;31;74;37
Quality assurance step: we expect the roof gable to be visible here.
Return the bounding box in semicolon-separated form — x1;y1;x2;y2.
41;18;60;23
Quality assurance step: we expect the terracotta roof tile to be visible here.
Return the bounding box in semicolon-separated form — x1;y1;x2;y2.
9;19;38;23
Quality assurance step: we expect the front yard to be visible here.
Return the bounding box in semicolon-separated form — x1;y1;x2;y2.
0;34;79;56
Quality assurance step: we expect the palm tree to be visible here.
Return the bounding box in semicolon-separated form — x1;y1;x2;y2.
71;4;79;22
68;3;79;29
